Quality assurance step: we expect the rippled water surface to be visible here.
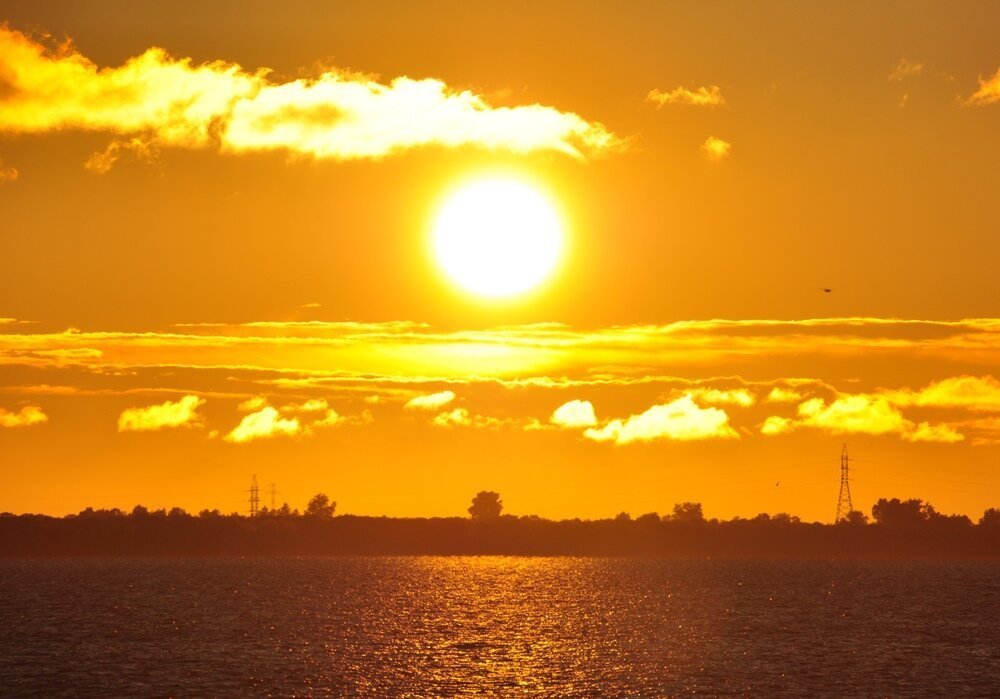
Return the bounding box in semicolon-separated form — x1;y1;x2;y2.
1;558;998;696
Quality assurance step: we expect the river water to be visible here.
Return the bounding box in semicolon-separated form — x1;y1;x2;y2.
1;557;997;696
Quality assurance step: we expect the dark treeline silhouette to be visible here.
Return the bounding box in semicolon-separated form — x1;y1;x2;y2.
1;492;997;559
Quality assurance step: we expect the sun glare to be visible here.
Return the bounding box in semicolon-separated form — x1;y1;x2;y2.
432;178;563;298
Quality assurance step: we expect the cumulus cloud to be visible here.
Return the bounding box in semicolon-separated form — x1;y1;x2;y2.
702;136;731;160
797;395;909;436
0;25;616;169
647;85;724;107
889;58;924;82
405;390;456;411
762;393;968;443
964;67;1000;106
0;405;47;427
550;399;597;428
238;396;268;411
889;375;1000;411
583;395;738;445
117;394;204;432
225;406;300;443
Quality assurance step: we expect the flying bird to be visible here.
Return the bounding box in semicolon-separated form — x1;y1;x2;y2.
822;288;833;293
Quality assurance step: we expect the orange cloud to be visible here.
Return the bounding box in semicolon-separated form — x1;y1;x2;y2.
702;136;731;160
766;387;804;403
687;388;756;407
405;390;457;410
964;67;1000;106
762;393;967;443
0;405;47;428
224;406;300;443
550;399;597;428
0;25;616;168
583;395;738;444
889;375;1000;412
117;395;204;432
647;85;724;107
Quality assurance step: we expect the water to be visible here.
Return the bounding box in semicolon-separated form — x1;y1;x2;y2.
1;558;997;697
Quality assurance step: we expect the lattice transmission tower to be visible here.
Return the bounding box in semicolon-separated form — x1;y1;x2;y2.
835;443;853;522
269;482;278;511
249;474;260;517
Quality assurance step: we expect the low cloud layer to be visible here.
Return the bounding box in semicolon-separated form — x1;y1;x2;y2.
0;25;616;169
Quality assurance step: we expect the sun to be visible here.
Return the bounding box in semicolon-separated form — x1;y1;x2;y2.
432;178;564;298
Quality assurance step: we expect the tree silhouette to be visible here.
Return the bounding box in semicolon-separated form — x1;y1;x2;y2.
468;491;502;520
671;502;705;524
305;493;336;517
980;508;1000;527
842;510;869;525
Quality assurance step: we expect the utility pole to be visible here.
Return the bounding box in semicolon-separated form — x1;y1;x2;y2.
835;443;853;522
249;474;260;517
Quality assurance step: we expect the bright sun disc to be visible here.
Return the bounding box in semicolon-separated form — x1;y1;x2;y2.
433;178;563;298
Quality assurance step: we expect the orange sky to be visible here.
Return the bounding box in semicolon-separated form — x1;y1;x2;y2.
1;2;998;522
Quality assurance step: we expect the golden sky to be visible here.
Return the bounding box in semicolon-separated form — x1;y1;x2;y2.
1;2;998;521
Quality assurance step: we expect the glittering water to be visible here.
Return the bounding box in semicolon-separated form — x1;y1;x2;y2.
1;558;997;697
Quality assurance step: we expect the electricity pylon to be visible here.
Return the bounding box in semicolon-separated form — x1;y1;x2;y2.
835;444;853;522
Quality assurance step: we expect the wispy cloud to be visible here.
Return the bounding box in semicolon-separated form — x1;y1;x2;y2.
583;395;738;445
117;394;205;432
0;405;47;428
0;25;617;169
647;85;724;108
964;67;1000;106
888;58;924;82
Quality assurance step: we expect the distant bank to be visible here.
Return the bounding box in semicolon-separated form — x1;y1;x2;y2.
2;497;998;559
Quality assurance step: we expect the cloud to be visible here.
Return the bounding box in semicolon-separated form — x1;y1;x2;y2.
762;392;969;443
796;395;910;435
687;388;755;407
550;399;597;428
430;407;509;430
405;390;456;410
0;157;17;183
0;405;47;427
117;394;204;432
224;406;300;443
702;136;731;160
760;415;792;436
283;398;329;412
583;395;738;444
766;387;804;403
0;25;617;168
432;407;471;427
889;58;924;82
903;421;964;443
964;67;1000;106
647;85;724;107
889;375;1000;412
238;396;267;411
